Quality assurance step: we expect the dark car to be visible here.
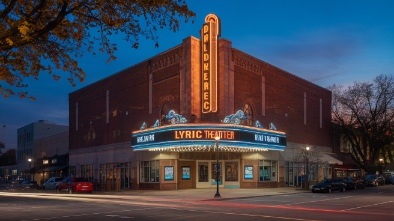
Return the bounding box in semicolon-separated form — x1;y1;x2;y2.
354;177;366;189
20;180;38;190
55;177;93;194
383;172;394;185
311;178;346;193
42;177;63;190
340;177;365;190
364;174;385;186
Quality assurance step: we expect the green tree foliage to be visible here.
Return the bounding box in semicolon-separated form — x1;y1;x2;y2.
330;75;394;173
0;0;195;99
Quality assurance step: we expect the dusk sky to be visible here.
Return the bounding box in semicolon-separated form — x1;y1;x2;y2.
1;0;394;149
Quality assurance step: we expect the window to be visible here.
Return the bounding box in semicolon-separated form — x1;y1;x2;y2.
69;166;76;177
140;161;159;183
52;159;57;164
81;164;94;181
259;160;277;182
43;159;49;165
99;162;133;189
225;162;238;181
243;103;254;126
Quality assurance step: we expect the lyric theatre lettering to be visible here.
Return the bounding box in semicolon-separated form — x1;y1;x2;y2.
175;130;234;140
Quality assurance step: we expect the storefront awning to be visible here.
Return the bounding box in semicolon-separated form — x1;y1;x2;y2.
280;151;343;165
36;165;68;173
320;153;343;165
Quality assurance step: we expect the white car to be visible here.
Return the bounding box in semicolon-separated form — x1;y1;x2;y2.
42;177;63;190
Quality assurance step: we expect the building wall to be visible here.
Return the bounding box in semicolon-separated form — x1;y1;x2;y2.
69;37;331;151
34;131;69;159
231;49;332;148
69;45;184;150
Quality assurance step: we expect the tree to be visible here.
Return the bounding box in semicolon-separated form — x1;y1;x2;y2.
0;148;16;166
0;0;195;99
293;146;327;189
330;75;394;173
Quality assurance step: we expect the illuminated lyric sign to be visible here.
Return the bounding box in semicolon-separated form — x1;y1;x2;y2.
132;124;286;151
201;14;220;113
174;130;234;140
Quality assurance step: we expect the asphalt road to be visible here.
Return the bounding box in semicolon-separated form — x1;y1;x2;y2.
1;185;394;221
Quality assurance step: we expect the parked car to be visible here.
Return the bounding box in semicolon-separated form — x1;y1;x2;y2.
20;180;38;189
55;177;93;194
383;172;394;185
340;177;365;190
311;178;346;193
43;177;63;190
5;180;21;190
354;177;366;189
364;174;385;186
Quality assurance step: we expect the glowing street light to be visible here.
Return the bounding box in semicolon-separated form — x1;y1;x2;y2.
28;158;32;181
305;146;310;189
214;135;221;198
379;158;384;174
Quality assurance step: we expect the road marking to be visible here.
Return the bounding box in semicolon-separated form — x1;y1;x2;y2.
19;209;143;221
284;196;353;205
199;209;320;221
341;201;394;211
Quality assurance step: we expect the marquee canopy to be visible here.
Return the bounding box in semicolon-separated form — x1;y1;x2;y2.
131;123;286;152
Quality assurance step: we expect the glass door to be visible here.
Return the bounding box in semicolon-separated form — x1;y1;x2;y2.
196;162;209;188
211;162;222;185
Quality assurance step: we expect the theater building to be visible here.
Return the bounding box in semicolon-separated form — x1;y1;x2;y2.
68;14;340;190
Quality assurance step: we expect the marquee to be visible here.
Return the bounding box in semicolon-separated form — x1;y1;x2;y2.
131;124;286;152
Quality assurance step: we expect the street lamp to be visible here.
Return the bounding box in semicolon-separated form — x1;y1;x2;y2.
305;146;310;189
28;158;32;181
379;158;383;174
214;135;221;198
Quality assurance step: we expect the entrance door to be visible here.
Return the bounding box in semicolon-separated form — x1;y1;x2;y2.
197;162;210;188
289;170;294;186
211;162;222;186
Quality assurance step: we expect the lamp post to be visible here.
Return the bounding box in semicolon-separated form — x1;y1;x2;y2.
305;146;310;189
28;158;32;181
214;135;221;198
379;158;383;174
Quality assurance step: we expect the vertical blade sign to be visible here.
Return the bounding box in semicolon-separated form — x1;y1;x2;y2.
201;14;220;113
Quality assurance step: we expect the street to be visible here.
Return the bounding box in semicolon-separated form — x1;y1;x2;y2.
1;185;394;221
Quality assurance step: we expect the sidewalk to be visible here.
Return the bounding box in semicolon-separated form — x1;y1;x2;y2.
98;187;309;200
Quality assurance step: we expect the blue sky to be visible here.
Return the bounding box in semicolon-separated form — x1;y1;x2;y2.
1;0;394;149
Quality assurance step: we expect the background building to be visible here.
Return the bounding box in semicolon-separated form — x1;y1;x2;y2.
33;131;69;186
16;120;68;181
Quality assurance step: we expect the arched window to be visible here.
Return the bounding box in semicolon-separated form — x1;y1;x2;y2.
161;101;172;125
243;103;254;126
